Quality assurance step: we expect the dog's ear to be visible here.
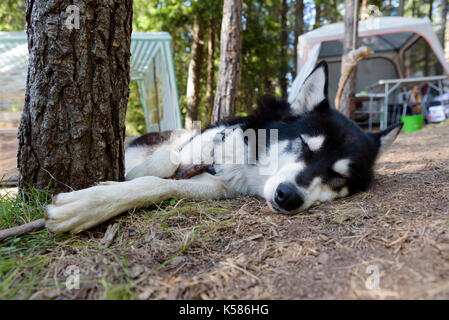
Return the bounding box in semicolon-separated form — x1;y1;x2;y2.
290;61;329;115
369;122;403;157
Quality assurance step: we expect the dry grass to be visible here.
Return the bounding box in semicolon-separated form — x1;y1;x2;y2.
1;122;449;299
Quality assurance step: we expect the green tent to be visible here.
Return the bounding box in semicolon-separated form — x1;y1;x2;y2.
0;31;182;132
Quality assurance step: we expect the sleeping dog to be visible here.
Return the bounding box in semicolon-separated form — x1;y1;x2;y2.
45;61;402;233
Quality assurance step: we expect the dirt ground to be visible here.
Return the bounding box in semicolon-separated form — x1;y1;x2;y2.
0;128;18;182
1;122;449;300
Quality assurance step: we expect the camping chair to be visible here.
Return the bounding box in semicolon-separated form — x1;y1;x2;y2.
392;91;411;124
391;84;431;125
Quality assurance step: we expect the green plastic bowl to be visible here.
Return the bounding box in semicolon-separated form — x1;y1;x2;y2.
400;114;424;133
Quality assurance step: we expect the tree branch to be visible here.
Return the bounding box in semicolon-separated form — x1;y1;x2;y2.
0;218;46;241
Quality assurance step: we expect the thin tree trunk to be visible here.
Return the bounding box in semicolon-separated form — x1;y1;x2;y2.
398;0;405;16
279;0;288;99
264;76;274;95
339;0;359;120
424;0;434;75
211;0;242;124
428;0;434;21
205;27;216;126
293;0;304;79
185;13;205;129
18;0;132;194
440;0;448;51
360;0;368;20
314;1;321;29
386;0;392;16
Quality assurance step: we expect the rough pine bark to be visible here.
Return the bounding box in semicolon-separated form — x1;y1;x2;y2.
211;0;242;124
185;13;205;129
18;0;133;194
339;0;359;119
293;0;304;79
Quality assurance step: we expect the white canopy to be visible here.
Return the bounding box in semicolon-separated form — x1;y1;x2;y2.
0;31;182;132
289;17;449;104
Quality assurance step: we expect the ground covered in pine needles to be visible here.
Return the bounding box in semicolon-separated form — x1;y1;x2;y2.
1;122;449;300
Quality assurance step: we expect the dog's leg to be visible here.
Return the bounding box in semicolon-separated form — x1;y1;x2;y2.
45;173;231;234
125;150;181;181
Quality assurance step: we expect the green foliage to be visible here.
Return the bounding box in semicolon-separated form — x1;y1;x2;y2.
0;0;25;31
125;81;146;136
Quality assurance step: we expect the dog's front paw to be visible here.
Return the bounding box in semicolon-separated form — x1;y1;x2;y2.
45;186;115;234
45;176;172;234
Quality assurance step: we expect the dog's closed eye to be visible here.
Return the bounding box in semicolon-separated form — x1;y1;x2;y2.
328;177;346;189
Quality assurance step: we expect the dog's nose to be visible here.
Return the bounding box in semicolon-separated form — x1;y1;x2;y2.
274;183;304;212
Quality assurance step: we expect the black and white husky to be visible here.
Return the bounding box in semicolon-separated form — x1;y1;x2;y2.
45;62;402;234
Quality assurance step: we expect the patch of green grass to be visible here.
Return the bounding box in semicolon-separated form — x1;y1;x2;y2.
0;233;59;299
0;183;58;299
0;183;239;299
100;278;134;300
0;181;51;229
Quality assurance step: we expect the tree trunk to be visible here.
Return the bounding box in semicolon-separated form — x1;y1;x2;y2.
398;0;405;16
279;0;288;99
293;0;304;79
185;13;205;129
360;0;368;20
211;0;242;124
18;0;133;194
440;0;448;51
339;0;359;119
424;0;434;75
386;0;392;16
314;1;321;29
205;27;216;126
428;0;434;21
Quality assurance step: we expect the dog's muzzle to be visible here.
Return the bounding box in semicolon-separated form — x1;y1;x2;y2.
273;182;304;212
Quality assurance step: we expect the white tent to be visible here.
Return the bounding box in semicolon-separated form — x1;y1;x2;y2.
0;31;182;132
289;17;449;105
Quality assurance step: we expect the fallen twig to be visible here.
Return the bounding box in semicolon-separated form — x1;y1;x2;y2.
0;218;46;241
171;164;211;180
100;223;120;247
